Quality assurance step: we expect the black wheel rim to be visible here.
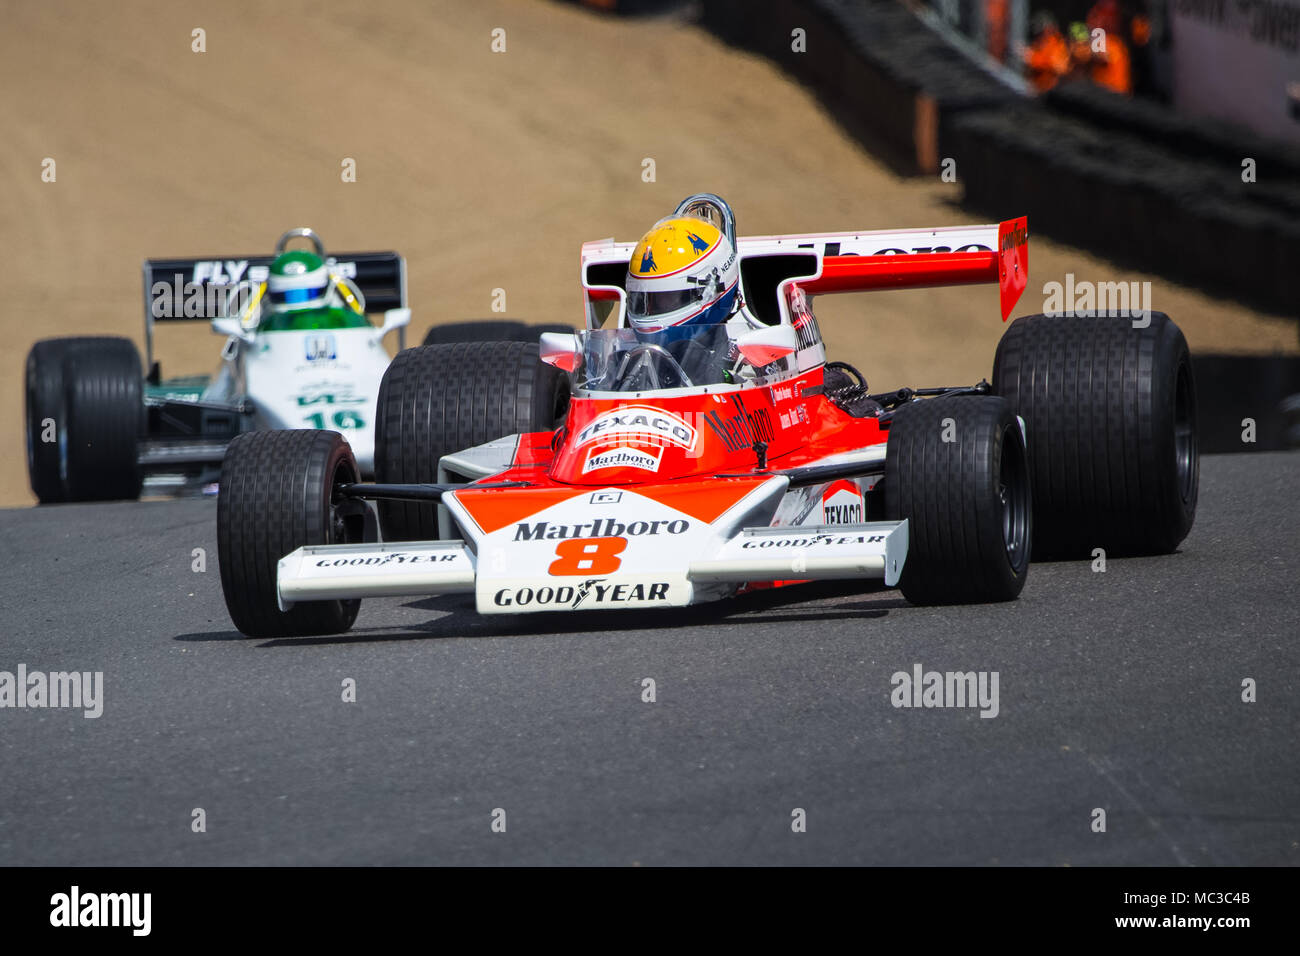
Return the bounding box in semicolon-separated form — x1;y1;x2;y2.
329;459;366;547
998;423;1030;572
1173;361;1196;504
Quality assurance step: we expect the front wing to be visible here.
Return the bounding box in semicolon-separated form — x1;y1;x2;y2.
276;477;908;615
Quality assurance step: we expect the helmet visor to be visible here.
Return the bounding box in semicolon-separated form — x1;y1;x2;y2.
626;286;703;321
269;286;326;307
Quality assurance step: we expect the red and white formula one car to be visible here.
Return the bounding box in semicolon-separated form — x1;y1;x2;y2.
216;195;1198;637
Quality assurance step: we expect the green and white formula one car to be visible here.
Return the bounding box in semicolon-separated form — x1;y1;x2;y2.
25;228;411;502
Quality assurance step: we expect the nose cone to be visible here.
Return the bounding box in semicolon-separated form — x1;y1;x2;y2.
244;330;384;477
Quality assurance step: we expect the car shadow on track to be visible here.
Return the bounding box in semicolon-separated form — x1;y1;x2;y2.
172;581;908;647
174;629;248;642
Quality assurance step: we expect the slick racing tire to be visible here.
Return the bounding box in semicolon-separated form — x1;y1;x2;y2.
884;395;1031;605
375;341;570;540
28;336;145;503
25;339;71;503
218;430;367;638
993;312;1198;558
422;320;576;345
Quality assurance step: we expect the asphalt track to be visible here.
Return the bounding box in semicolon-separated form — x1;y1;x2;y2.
0;452;1296;866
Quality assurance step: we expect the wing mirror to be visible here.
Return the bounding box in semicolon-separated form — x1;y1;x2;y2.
539;331;581;372
211;317;256;344
735;324;799;367
373;308;411;346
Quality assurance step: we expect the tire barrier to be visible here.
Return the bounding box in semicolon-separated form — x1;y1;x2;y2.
948;103;1300;316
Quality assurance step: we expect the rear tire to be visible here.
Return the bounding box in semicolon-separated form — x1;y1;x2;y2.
26;336;144;503
25;339;71;503
884;395;1031;605
992;312;1198;558
422;320;576;345
217;430;365;638
375;341;570;540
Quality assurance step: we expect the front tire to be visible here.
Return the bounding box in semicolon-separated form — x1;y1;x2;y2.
884;395;1031;605
993;312;1198;558
217;430;365;638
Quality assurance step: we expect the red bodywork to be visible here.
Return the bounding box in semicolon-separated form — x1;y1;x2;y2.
453;372;882;548
457;216;1028;530
477;371;883;490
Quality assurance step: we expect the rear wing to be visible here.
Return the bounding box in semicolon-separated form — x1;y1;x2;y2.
579;217;1027;328
141;250;407;366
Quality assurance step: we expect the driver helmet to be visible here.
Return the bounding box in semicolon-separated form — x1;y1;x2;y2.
625;214;738;340
266;250;331;312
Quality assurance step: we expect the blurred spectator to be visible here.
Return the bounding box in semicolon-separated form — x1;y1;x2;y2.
1025;12;1070;91
1088;0;1124;34
1022;2;1157;97
1131;11;1151;45
1087;0;1132;94
1067;21;1093;79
